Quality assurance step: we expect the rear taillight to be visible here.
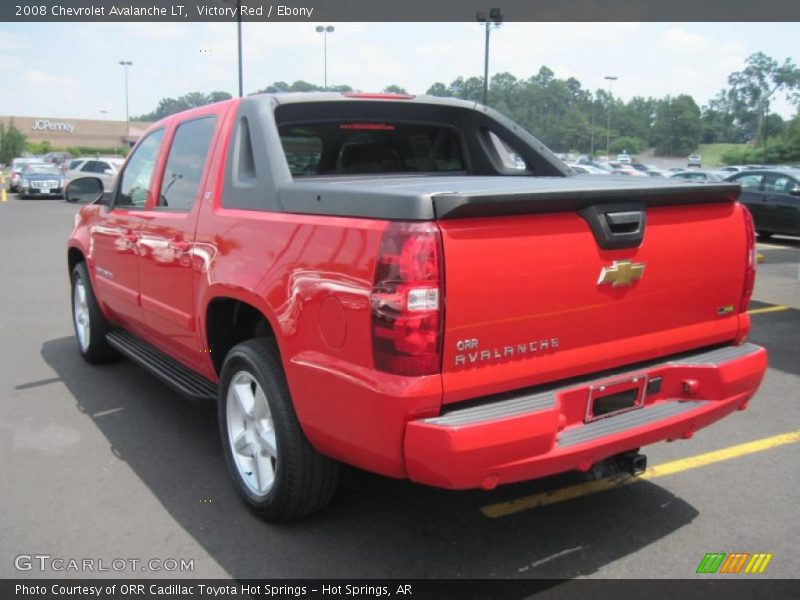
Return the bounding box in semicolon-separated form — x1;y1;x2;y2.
739;203;756;314
371;222;443;376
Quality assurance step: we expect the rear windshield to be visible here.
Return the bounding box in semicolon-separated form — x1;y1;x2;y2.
278;121;465;177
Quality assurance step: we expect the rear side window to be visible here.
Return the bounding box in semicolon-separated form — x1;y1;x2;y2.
278;121;465;176
487;131;528;171
117;129;164;209
157;116;216;211
764;174;798;193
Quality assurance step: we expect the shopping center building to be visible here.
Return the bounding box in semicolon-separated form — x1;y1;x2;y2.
0;115;152;149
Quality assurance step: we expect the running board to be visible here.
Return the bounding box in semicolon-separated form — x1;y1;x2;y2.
106;329;218;403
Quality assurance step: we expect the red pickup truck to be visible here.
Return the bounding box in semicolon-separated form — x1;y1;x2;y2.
66;93;767;521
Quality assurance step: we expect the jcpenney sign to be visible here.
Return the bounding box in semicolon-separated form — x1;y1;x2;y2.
31;119;75;134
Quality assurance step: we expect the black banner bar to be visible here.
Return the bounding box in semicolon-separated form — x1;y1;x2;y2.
2;0;799;22
2;580;800;600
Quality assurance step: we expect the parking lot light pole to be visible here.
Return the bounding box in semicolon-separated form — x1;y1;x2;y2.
604;75;617;158
476;8;503;106
119;61;133;148
220;0;243;97
237;0;243;97
590;95;596;157
315;26;335;91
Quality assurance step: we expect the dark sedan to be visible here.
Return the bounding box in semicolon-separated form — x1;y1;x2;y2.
725;168;800;239
17;164;66;199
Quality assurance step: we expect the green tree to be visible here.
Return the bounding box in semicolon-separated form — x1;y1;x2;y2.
651;95;703;156
610;136;645;155
0;119;27;164
288;80;321;92
426;82;452;97
726;52;800;144
134;91;233;121
383;84;408;94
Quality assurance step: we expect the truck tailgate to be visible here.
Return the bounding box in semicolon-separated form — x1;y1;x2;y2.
438;201;749;404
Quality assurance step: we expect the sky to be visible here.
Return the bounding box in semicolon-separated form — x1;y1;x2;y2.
0;22;797;121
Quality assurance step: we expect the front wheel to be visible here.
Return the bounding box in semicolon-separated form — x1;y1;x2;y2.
71;262;118;363
218;338;339;521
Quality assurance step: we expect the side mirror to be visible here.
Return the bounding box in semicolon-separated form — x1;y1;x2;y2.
790;188;800;197
65;177;105;205
103;168;114;175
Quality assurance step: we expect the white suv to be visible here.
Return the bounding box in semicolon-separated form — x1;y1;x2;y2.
65;157;125;193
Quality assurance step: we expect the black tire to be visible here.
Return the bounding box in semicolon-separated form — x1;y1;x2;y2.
70;262;118;364
18;192;26;200
757;231;773;240
218;338;339;521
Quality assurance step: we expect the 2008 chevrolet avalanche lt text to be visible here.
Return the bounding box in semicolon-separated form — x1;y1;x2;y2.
65;93;767;521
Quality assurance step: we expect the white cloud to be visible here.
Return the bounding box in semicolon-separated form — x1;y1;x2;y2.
0;30;30;52
661;27;709;52
22;69;78;88
553;65;578;80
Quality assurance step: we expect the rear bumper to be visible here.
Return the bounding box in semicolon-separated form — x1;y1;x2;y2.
404;343;767;490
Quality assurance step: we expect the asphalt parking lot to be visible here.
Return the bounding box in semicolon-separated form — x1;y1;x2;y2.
0;194;798;580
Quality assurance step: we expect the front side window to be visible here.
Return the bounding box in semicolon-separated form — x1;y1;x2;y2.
157;116;216;211
116;129;164;209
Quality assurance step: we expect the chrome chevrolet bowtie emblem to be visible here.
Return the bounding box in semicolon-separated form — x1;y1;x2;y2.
598;260;646;287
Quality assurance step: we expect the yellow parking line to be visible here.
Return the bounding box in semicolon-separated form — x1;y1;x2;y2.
481;430;800;519
757;242;799;250
747;305;790;315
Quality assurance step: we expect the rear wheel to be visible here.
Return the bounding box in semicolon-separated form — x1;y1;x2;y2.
218;338;339;521
70;262;118;363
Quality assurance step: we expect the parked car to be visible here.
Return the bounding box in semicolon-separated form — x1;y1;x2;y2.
688;154;702;168
608;162;648;176
670;170;727;183
568;164;608;175
65;157;125;194
630;162;651;173
7;158;45;192
725;168;800;238
43;151;73;168
616;153;632;164
65;92;766;521
17;163;66;199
